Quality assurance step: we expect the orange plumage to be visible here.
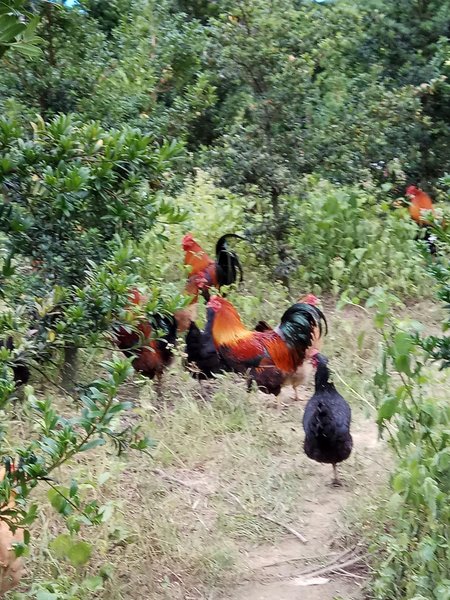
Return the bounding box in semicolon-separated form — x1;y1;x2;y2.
206;295;327;396
251;294;325;399
113;289;176;382
207;296;296;373
182;234;218;303
183;234;215;277
182;233;244;302
406;185;435;225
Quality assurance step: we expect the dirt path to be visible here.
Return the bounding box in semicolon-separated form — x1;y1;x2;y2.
219;400;389;600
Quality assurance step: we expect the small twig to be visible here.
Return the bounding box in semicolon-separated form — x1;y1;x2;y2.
257;513;307;544
334;567;366;580
291;553;368;579
333;370;375;410
216;490;308;544
150;468;206;495
338;301;372;316
265;545;356;573
156;443;188;469
255;550;341;569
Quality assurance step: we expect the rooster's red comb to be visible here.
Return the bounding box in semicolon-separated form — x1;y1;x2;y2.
406;185;420;197
182;233;196;250
298;293;320;306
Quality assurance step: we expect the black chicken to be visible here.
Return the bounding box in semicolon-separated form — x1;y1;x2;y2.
302;353;352;486
0;337;30;388
185;308;227;380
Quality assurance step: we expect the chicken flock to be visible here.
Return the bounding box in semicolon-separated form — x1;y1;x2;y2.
112;231;353;489
0;184;444;592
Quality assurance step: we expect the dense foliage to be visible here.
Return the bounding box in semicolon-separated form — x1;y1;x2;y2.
371;210;450;599
0;0;449;597
0;114;184;287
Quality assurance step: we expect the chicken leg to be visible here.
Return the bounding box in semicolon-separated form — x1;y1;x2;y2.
154;372;163;399
331;464;342;487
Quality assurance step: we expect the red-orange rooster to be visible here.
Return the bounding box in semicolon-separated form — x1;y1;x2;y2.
205;295;327;399
406;185;435;226
182;233;244;302
113;289;177;394
406;185;443;255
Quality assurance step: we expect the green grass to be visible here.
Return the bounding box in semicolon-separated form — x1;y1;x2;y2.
9;294;445;600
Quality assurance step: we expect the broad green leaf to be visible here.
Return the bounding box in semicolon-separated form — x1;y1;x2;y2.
394;354;411;375
66;540;92;567
378;396;399;422
49;533;72;559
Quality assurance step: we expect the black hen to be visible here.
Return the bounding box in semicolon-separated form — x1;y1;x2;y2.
185;308;227;379
302;353;352;485
0;336;30;388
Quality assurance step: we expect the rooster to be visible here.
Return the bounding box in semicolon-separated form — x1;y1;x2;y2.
405;185;441;255
182;233;244;302
113;289;177;393
0;463;24;594
185;316;281;382
303;353;352;486
205;295;327;399
251;294;326;400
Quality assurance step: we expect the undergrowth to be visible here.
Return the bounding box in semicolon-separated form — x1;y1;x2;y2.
369;276;450;598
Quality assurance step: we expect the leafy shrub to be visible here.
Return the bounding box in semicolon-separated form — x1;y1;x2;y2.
290;177;430;298
370;223;450;599
137;169;245;286
0;113;184;288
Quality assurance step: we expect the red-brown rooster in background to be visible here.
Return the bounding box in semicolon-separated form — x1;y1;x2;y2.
203;295;327;401
113;289;177;394
406;185;443;255
182;233;245;302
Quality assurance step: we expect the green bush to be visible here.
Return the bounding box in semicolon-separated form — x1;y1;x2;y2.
370;237;450;599
0;113;184;289
289;177;429;298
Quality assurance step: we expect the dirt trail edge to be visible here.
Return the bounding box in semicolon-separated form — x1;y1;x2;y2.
219;409;389;600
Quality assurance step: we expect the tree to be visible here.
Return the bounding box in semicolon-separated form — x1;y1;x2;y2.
361;0;450;184
0;0;216;145
200;0;422;284
0;113;184;384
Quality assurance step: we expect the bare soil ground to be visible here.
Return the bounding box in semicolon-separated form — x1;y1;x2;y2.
219;397;388;600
